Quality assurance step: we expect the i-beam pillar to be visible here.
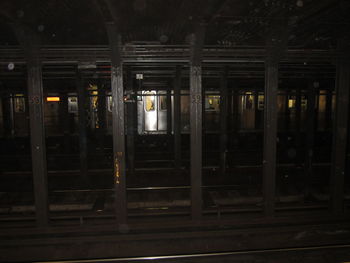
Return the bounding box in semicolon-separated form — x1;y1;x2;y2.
190;24;205;220
106;22;127;226
27;44;49;227
330;39;350;215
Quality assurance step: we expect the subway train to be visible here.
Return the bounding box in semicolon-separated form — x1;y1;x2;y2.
0;86;335;139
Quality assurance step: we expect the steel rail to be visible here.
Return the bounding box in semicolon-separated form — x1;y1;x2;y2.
32;243;350;263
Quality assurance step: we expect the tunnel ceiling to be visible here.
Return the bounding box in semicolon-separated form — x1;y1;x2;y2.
0;0;348;48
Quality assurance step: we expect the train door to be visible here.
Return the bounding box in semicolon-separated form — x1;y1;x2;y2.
138;90;169;134
157;91;167;131
239;91;255;129
68;94;78;133
14;94;28;136
205;93;220;132
143;91;157;132
44;95;60;135
180;90;190;133
277;92;287;130
88;90;99;130
256;92;264;129
317;90;327;130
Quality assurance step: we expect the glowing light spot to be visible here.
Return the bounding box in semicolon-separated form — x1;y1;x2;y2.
47;97;60;102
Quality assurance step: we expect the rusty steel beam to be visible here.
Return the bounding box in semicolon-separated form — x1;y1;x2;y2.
174;66;182;170
263;54;278;217
126;67;135;177
305;80;316;196
106;22;127;226
76;68;88;184
190;24;206;220
263;17;287;216
330;39;350;215
97;80;106;154
219;67;228;177
295;86;302;166
27;44;49;227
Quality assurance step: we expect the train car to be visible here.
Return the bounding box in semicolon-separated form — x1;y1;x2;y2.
0;86;336;139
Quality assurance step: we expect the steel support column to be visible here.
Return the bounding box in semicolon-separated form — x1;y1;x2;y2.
305;80;316;195
263;56;278;216
167;88;172;136
330;40;350;215
190;25;205;220
262;16;286;216
325;89;333;130
126;67;135;177
232;88;239;137
106;23;127;226
97;82;106;154
220;67;228;177
27;47;49;227
295;87;302;166
59;92;70;153
77;69;88;183
174;66;182;170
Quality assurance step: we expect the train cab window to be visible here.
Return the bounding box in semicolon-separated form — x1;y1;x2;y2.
205;95;220;111
158;91;167;111
144;91;156;111
14;95;25;113
68;97;78;113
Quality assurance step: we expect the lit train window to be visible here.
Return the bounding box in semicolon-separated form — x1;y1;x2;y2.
258;94;264;110
14;96;25;113
205;95;220;111
244;92;254;110
144;91;156;112
318;92;327;113
68;97;78;113
288;96;296;109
